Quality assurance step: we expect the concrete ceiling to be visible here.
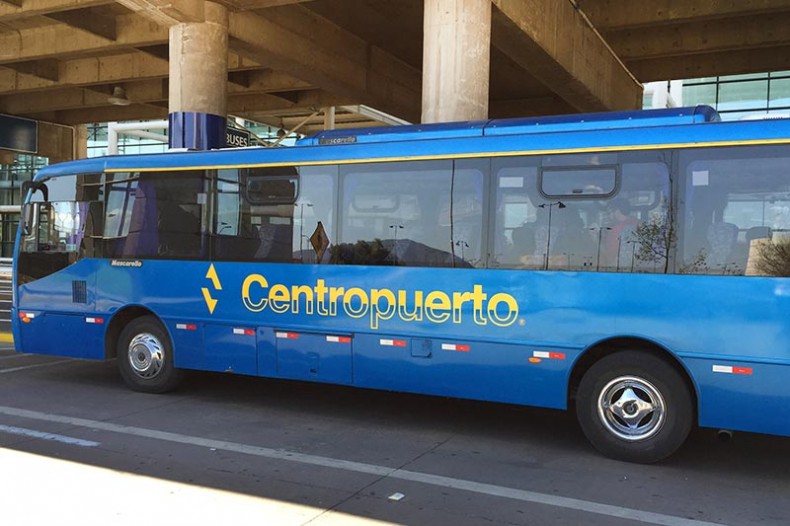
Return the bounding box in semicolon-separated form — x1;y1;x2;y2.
1;0;790;136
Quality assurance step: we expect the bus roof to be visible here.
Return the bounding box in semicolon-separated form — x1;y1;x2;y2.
299;105;721;146
33;105;790;179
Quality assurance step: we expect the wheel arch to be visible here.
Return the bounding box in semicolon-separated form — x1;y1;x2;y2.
104;305;160;359
568;336;699;420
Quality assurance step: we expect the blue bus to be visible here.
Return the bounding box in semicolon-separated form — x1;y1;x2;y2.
13;106;790;463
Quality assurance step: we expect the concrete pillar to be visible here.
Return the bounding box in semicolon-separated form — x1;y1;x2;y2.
37;122;75;164
168;1;228;150
323;106;336;130
421;0;491;123
75;125;88;160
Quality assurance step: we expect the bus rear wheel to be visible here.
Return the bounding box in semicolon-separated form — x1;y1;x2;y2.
576;351;693;463
117;315;182;393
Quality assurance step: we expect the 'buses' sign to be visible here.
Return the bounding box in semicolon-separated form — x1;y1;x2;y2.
226;127;251;148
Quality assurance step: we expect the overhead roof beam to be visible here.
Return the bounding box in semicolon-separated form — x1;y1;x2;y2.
227;5;421;122
46;8;117;40
223;0;317;8
0;79;167;114
0;52;167;94
490;0;642;112
629;45;790;83
0;0;114;21
3;59;60;82
606;13;790;61
577;0;790;30
0;13;168;63
116;0;204;25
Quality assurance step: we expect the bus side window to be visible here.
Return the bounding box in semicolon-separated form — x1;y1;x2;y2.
681;146;790;276
105;171;209;260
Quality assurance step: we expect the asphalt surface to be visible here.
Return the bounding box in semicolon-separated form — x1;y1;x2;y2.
0;344;788;526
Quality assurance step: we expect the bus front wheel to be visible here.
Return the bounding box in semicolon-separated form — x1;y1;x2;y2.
576;351;693;463
117;315;182;393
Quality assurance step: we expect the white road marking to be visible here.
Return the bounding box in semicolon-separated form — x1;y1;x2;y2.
0;359;73;374
0;424;100;447
0;405;727;526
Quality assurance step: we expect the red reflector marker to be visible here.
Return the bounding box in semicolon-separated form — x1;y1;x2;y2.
713;365;753;375
533;351;565;360
176;323;198;331
441;343;470;352
85;317;104;324
326;336;352;343
380;339;407;347
233;328;255;336
276;332;299;339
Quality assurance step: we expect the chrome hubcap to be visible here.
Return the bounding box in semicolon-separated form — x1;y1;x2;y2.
127;333;164;379
598;376;666;441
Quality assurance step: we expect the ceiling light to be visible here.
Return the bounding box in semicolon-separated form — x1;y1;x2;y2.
108;86;131;106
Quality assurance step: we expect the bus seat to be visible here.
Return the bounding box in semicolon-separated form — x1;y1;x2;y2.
746;226;772;242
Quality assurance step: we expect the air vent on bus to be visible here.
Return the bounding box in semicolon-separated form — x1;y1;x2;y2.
72;280;87;304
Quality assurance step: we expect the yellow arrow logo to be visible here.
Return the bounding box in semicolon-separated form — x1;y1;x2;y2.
202;264;222;314
206;264;222;290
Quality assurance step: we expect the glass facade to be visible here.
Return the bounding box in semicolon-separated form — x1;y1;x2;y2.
0;154;48;257
678;71;790;120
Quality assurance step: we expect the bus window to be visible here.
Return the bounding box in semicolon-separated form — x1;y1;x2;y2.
292;166;336;264
213;165;336;263
680;145;790;276
336;160;484;267
104;171;209;260
493;153;670;272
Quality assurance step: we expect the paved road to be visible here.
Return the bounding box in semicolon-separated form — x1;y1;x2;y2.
0;345;787;526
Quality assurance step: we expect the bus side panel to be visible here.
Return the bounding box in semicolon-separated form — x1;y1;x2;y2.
275;330;353;385
202;323;257;375
351;333;571;408
16;259;102;359
685;358;790;436
166;320;204;370
17;313;103;359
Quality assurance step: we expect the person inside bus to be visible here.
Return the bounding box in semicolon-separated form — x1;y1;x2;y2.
503;223;536;267
604;197;639;266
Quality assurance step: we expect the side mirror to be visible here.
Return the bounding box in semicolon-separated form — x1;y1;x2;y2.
21;180;48;202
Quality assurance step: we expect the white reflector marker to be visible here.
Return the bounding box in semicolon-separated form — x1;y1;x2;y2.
380;339;407;347
233;328;255;336
176;323;197;331
532;351;566;360
18;312;36;319
441;343;470;352
85;317;104;324
712;365;753;375
276;332;299;339
326;336;351;343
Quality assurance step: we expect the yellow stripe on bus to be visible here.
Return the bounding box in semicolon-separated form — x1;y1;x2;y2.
104;137;790;173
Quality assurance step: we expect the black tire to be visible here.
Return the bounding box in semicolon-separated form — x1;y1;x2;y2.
117;315;183;393
576;351;693;463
